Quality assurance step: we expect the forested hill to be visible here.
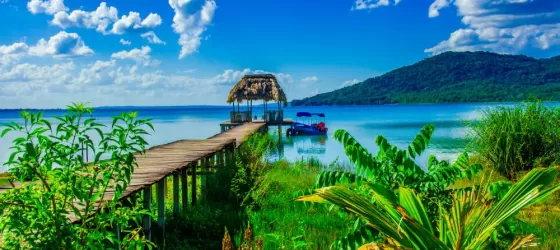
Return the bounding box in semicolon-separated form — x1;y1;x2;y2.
291;51;560;106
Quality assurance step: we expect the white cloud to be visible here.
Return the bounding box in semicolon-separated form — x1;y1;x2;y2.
141;31;166;45
0;31;93;58
352;0;400;10
341;79;360;88
51;2;119;34
0;43;29;55
48;2;162;35
110;12;162;35
110;46;159;66
29;31;93;57
27;0;67;15
111;46;151;60
426;0;560;54
119;39;131;46
0;59;295;108
301;76;319;83
169;0;217;58
429;0;450;17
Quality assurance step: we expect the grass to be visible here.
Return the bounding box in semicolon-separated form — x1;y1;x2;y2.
469;100;560;180
246;160;355;249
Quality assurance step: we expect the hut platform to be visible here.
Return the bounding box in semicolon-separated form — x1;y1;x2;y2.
220;119;293;132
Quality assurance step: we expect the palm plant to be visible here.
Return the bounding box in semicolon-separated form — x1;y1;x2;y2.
298;167;560;249
304;125;482;249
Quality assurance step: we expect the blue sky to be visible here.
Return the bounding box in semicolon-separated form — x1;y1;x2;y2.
0;0;558;108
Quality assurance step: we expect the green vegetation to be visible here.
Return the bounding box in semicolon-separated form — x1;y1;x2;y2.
0;103;154;249
300;167;560;249
292;51;560;106
245;159;355;249
469;100;560;180
160;134;353;249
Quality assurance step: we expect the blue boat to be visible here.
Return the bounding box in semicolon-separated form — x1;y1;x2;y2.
287;112;328;136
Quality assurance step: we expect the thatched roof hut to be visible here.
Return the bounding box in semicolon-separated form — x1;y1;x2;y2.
227;74;288;106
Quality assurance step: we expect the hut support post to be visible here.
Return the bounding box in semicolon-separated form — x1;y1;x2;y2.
191;164;197;206
181;168;188;210
142;186;152;241
173;173;180;216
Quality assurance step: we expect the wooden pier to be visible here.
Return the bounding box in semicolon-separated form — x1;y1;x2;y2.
0;122;268;242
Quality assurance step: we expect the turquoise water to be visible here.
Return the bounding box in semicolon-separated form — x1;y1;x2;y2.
0;103;517;171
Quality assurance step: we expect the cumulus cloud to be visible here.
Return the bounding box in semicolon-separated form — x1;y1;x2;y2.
119;39;131;46
0;58;295;108
352;0;401;10
169;0;216;58
47;2;162;35
27;0;67;15
141;31;166;45
29;31;93;57
341;79;360;88
0;31;93;58
0;43;29;55
111;46;151;60
110;46;160;66
110;12;162;35
301;76;319;83
426;0;560;54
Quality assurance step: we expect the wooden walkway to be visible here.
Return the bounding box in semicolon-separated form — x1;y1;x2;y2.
0;122;267;239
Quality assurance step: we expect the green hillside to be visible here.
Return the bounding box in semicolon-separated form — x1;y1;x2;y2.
292;51;560;106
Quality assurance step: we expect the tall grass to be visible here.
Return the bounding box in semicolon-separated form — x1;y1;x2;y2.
470;100;560;180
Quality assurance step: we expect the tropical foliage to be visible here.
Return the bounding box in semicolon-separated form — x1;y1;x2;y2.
292;51;560;106
0;103;154;249
470;100;560;180
307;125;482;249
298;167;560;249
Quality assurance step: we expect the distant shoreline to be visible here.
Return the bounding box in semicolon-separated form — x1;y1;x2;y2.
2;100;558;111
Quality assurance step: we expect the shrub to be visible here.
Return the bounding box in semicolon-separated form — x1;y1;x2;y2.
470;100;560;180
0;103;154;249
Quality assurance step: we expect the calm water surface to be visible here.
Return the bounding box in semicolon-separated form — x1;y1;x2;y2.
0;103;521;171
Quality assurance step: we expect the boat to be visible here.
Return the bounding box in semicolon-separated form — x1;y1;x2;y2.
287;112;328;136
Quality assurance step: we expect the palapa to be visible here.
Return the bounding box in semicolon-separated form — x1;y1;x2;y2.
227;74;288;106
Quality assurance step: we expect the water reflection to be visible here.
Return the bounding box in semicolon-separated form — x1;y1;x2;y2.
273;133;329;161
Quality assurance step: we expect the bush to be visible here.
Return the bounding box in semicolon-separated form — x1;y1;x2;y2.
0;103;154;249
470;100;560;180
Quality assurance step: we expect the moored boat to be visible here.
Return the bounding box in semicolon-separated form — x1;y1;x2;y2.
287;112;328;136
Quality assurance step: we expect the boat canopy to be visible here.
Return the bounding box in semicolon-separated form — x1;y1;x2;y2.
296;112;325;117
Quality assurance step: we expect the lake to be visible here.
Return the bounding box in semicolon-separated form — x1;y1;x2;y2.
0;103;519;172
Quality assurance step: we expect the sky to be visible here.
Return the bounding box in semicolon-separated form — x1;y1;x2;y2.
0;0;558;108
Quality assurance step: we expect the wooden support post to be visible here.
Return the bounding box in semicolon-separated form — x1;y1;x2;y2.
112;223;121;250
181;168;188;210
218;150;224;169
200;158;206;201
173;172;180;216
143;186;152;241
191;164;197;206
157;179;165;226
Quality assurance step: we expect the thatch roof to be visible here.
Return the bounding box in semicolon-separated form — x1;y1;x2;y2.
227;74;288;106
